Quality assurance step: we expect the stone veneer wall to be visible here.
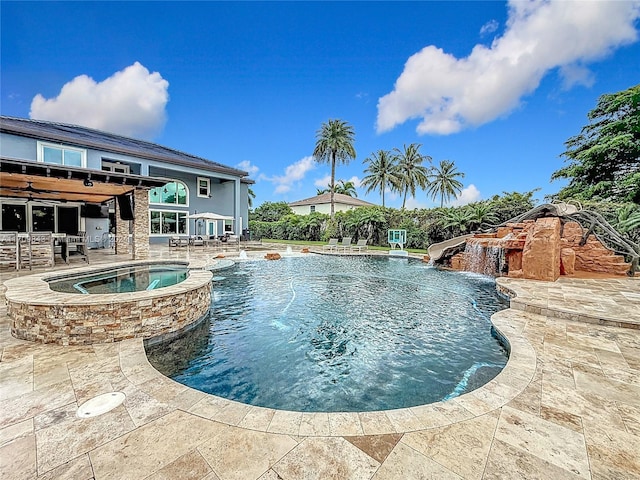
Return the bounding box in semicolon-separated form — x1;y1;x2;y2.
114;198;129;255
133;188;150;260
5;264;212;346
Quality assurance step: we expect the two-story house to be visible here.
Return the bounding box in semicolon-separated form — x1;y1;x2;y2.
0;116;253;257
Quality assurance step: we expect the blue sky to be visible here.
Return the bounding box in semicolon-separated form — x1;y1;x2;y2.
2;1;639;209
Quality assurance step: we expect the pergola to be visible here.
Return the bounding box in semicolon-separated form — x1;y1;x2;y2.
0;157;170;259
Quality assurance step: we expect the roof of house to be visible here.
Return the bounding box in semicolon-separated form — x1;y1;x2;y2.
0;116;249;178
288;192;375;207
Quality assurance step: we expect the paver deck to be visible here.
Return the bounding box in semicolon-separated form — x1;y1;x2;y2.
1;247;639;479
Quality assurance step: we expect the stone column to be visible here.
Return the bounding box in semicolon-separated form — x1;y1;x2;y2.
132;188;150;260
114;197;130;255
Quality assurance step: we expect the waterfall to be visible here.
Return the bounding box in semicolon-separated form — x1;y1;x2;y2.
463;241;505;276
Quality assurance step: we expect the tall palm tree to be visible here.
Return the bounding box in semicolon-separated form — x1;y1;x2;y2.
393;143;431;209
248;187;256;209
313;119;356;218
361;150;397;207
426;160;465;208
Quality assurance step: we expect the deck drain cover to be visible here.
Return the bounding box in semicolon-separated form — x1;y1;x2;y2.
77;392;125;418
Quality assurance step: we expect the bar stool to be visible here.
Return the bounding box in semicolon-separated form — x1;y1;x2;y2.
21;232;54;270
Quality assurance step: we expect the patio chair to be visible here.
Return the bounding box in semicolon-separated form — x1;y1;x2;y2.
322;238;338;252
65;234;89;264
338;237;352;252
190;235;205;248
169;236;189;249
350;239;368;253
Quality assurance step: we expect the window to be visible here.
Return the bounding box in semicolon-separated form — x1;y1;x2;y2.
1;204;27;232
197;177;211;198
310;205;316;213
102;160;130;174
149;181;188;206
150;211;188;235
31;205;55;232
37;142;86;167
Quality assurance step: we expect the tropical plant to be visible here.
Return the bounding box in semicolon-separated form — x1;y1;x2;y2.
426;160;465;207
616;204;640;233
488;190;538;224
393;143;432;209
552;84;640;203
312;119;357;218
248;187;256;209
250;201;293;222
467;203;499;231
361;150;397;207
351;207;387;242
438;208;474;235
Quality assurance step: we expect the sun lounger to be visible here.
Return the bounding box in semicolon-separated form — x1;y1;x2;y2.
323;238;339;252
338;237;352;252
350;239;368;253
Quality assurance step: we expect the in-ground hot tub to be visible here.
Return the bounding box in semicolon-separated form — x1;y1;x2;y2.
4;260;213;345
48;264;190;294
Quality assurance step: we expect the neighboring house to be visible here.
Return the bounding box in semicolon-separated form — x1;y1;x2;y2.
0;116;253;247
288;193;375;215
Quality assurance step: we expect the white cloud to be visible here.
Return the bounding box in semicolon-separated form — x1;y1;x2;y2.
480;19;499;37
559;64;595;90
385;188;398;202
236;160;260;176
30;62;169;140
314;175;332;188
347;176;362;188
404;196;428;210
377;0;640;135
268;156;316;194
450;184;481;206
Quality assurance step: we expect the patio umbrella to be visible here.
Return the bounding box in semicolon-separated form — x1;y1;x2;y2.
186;212;234;221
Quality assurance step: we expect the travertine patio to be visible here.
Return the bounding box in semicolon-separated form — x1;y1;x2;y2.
0;247;639;479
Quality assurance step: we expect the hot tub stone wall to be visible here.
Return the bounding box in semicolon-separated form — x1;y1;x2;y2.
9;282;211;345
5;263;213;346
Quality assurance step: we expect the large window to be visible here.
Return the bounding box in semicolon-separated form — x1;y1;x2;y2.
149;181;188;206
0;203;80;233
37;142;86;167
150;211;187;235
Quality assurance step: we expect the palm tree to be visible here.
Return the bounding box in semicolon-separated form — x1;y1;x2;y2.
426;160;465;208
336;179;357;197
393;143;431;209
317;179;358;197
248;187;256;209
313;119;356;218
361;150;397;207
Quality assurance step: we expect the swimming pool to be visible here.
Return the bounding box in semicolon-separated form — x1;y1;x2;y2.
146;255;508;412
48;264;189;294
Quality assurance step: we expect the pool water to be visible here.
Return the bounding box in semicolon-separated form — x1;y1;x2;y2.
146;256;508;412
48;264;189;294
